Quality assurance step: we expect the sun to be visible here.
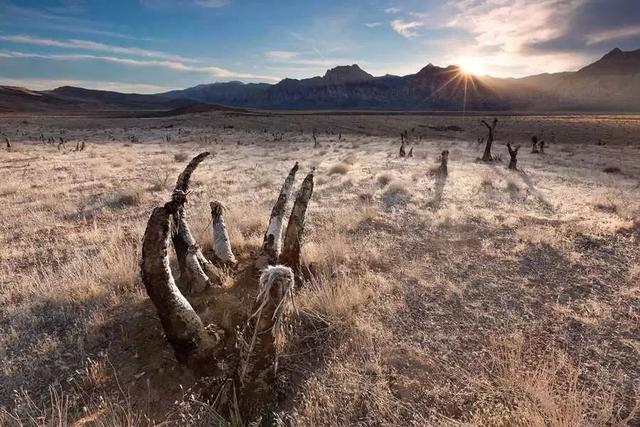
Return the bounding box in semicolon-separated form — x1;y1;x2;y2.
457;58;488;76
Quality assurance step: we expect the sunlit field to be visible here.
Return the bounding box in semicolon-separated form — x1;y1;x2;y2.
1;112;638;426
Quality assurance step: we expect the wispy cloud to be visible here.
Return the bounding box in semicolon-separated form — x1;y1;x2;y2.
193;0;229;7
1;2;148;40
264;50;299;60
0;35;193;62
0;51;279;82
0;77;174;93
140;0;230;9
585;24;640;45
365;22;383;28
390;19;424;38
384;7;400;14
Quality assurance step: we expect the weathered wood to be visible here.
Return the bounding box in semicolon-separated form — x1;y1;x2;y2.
280;172;314;275
256;163;299;268
140;203;222;370
210;201;237;266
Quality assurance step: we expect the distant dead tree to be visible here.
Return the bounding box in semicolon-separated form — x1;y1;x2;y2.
408;147;414;158
399;140;406;157
312;128;319;148
531;135;540;153
57;137;66;151
507;143;520;170
140;153;314;420
75;141;80;151
4;136;11;151
480;118;498;161
539;139;545;154
439;150;449;176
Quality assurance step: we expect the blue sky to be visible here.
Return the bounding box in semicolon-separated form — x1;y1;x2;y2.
1;0;639;93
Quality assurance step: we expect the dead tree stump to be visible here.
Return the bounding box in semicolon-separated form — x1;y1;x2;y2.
439;150;449;176
507;143;520;170
531;135;539;153
480;118;498;161
140;153;315;421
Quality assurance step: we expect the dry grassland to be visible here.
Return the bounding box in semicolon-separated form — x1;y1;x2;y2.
0;112;639;426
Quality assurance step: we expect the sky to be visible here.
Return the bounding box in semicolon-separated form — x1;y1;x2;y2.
1;0;639;93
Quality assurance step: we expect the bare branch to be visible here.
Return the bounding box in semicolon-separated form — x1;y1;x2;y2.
174;152;211;194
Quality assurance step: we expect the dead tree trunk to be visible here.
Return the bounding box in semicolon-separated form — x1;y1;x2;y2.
507;143;520;170
531;135;539;153
408;147;414;158
4;136;10;150
209;201;237;266
439;150;449;176
280;172;314;278
539;140;545;154
312;129;319;148
141;201;224;372
480;118;498;161
139;153;315;420
256;163;299;268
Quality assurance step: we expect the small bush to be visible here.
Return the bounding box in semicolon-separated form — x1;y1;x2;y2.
328;162;350;175
111;189;143;208
174;152;189;162
603;166;621;174
377;173;392;186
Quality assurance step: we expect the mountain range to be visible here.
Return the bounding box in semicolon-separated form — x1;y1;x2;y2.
2;48;640;113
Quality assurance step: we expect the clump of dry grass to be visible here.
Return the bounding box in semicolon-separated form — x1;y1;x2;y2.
110;188;144;208
174;152;189;162
465;333;640;426
328;161;351;175
385;180;409;196
376;173;392;186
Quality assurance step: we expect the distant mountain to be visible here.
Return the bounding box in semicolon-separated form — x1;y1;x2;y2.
161;48;640;111
0;85;199;113
2;48;640;112
162;63;510;110
577;48;640;75
507;48;640;111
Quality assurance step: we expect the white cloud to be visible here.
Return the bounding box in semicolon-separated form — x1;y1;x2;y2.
384;7;400;14
390;19;424;38
0;77;174;93
443;0;592;76
0;35;194;62
264;50;299;60
586;25;640;45
140;0;229;9
0;51;280;82
365;22;383;28
447;0;583;53
193;0;229;7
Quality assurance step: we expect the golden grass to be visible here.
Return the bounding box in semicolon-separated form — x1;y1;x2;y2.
1;112;639;426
